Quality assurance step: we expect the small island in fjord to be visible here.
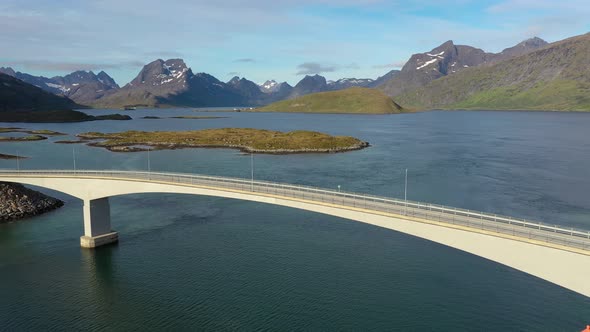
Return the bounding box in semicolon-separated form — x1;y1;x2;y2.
77;128;369;153
0;127;67;142
255;87;407;114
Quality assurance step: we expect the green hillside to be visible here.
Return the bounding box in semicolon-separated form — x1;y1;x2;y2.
256;87;406;114
395;33;590;111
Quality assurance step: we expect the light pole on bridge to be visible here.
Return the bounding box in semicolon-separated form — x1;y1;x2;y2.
73;147;77;172
147;148;151;173
250;152;254;191
404;168;408;215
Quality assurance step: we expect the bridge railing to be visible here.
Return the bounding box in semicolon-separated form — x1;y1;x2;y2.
1;169;589;251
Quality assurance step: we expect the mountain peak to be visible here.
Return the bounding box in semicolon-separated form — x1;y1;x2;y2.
163;58;188;71
298;74;327;84
228;76;241;84
308;74;325;79
96;71;119;88
0;67;16;77
499;37;549;58
519;37;548;47
129;58;190;87
259;80;282;93
435;40;455;49
327;78;374;90
290;75;327;98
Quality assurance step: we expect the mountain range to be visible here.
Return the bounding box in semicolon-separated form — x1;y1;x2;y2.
394;33;590;111
377;37;549;97
0;67;119;105
0;61;376;108
0;72;130;122
2;33;588;111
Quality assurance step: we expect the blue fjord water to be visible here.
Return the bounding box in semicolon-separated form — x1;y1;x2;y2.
0;109;589;330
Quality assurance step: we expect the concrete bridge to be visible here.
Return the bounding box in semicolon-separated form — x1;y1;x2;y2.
1;170;589;298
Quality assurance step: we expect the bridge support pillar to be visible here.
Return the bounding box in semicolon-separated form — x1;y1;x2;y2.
80;197;118;248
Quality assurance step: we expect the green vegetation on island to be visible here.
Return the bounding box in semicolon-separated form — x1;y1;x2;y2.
0;127;68;142
0;128;66;135
256;87;406;114
78;128;369;153
0;135;47;142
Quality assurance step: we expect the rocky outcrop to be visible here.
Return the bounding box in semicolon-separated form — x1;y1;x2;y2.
0;182;64;222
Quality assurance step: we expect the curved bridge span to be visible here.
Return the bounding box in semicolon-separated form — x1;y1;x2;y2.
1;170;589;297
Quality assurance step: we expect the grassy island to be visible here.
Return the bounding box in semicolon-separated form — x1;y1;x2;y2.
0;127;66;135
78;128;369;154
0;135;47;142
256;87;406;114
0;127;68;142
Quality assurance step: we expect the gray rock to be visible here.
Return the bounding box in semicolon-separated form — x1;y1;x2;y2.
0;182;64;222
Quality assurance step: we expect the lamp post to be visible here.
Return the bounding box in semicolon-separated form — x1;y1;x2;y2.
250;153;254;191
73;147;76;172
404;168;408;215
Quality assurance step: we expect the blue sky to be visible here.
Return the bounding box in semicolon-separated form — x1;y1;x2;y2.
1;0;588;86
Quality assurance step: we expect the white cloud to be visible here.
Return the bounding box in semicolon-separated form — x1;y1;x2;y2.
5;60;145;72
373;61;406;69
296;62;359;75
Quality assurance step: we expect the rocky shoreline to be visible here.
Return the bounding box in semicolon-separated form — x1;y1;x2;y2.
0;153;27;160
0;182;64;223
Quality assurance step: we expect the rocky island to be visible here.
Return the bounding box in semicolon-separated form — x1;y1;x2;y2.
0;135;47;142
0;127;68;142
0;128;66;135
0;182;64;222
0;153;26;160
77;128;369;154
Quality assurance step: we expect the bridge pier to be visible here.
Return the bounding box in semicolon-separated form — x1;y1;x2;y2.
80;197;118;248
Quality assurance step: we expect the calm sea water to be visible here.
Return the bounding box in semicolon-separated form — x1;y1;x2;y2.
0;109;589;331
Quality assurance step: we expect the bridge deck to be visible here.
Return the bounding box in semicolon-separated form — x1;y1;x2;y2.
2;170;589;254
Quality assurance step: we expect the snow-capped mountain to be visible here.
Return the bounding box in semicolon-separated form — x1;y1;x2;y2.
127;58;190;89
327;78;374;90
378;37;548;96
